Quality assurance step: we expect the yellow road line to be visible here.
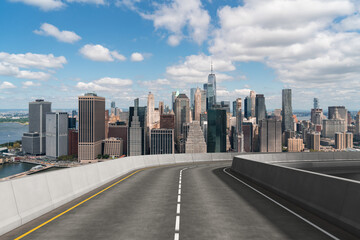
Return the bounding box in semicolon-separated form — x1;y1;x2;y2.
14;169;143;240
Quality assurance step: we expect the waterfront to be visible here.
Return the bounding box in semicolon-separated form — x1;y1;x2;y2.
0;162;34;178
0;122;28;145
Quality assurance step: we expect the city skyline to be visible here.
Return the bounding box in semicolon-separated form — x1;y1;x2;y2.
1;0;360;110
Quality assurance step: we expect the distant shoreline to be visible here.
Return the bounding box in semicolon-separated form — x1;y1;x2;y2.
0;121;28;125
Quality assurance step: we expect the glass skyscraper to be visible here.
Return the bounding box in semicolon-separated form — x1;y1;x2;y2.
207;109;226;152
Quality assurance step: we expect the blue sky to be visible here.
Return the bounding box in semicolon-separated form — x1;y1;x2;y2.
1;0;360;111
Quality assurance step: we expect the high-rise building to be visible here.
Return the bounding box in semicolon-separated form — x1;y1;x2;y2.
328;106;347;130
250;90;256;117
72;110;77;118
244;97;251;119
322;117;346;138
242;122;253;152
282;89;293;132
220;101;231;113
194;88;202;121
147;92;155;130
68;117;76;129
190;88;196;109
172;91;179;111
68;129;78;156
283;130;295;147
46;112;68;158
111;101;116;108
22;99;52;155
207;65;217;109
128;98;146;156
234;98;243;152
356;111;360;135
309;132;320;151
150;129;174;154
159;101;164;115
160;113;175;129
335;132;345;150
174;94;190;149
259;119;282;152
255;94;266;124
78;93;105;163
185;121;207;153
105;109;109;139
288;138;304;152
345;132;353;148
108;121;128;156
232;101;236;117
200;89;206;114
207;109;227;152
103;137;123;157
314;98;319;109
311;108;324;125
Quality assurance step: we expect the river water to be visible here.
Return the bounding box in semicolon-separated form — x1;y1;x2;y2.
0;122;28;145
0;162;34;178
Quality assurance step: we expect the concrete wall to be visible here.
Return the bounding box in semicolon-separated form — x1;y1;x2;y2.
0;153;234;236
231;152;360;237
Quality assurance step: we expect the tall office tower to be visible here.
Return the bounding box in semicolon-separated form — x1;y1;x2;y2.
207;109;227;152
311;108;324;125
46;112;68;158
309;132;320;151
110;101;116;116
259;119;282;152
288;138;304;152
356;111;360;135
314;98;319;109
190;88;196;109
220;101;230;113
108;121;128;155
68;117;76;129
194;88;202;121
150;129;174;154
250;90;256;117
128;98;146;156
207;64;217;109
335;132;345;150
159;101;164;115
255;94;266;124
282;89;293;132
111;101;115;108
103;138;123;157
172;91;179;111
105;110;109;139
244;97;251;119
345;132;353;148
22;99;52;155
68;129;78;156
72;110;77;117
147;92;155;130
185;121;207;153
160;113;175;129
242;122;253;152
200;89;207;114
328;106;347;130
174;94;190;146
232;101;236;117
78;93;105;163
234;98;243;152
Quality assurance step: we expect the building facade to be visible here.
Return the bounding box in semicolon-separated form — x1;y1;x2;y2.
108;121;128;155
174;94;190;152
194;88;202;121
207;109;227;152
46;112;68;158
259;119;282;152
128;98;146;156
185;121;207;153
282;89;293;132
78;93;105;163
103;137;123;157
255;94;266;124
150;129;174;154
288;138;304;152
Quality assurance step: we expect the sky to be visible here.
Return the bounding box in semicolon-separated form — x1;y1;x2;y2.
1;0;360;111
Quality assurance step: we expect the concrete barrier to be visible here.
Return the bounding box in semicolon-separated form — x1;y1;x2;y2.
0;153;234;236
231;152;360;237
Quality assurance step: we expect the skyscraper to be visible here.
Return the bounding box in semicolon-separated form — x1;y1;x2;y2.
200;89;206;114
314;98;319;109
250;90;256;117
128;98;147;156
255;94;266;124
194;88;202;121
244;96;251;119
356;111;360;135
206;64;217;109
78;93;105;163
22;99;52;155
172;91;179;111
46;112;68;158
190;88;196;109
207;109;227;152
147;92;155;130
282;89;293;132
174;94;190;151
185;121;207;153
234;98;243;152
159;101;164;115
259;119;282;152
150;129;174;154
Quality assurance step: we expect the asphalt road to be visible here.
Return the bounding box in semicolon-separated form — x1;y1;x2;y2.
1;161;357;240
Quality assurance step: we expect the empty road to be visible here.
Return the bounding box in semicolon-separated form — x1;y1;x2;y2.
1;161;356;240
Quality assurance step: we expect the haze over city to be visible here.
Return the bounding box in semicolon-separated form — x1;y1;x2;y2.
1;0;360;109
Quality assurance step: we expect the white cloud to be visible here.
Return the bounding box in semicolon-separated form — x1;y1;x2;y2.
166;54;235;84
79;44;127;62
0;52;66;80
140;0;210;46
130;52;144;62
76;77;133;92
22;81;41;88
0;81;16;90
9;0;65;11
217;88;252;99
34;23;81;43
207;0;360;90
9;0;106;11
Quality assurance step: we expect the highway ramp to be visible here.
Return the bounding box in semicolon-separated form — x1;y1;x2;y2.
1;161;356;240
